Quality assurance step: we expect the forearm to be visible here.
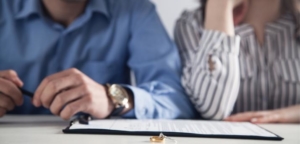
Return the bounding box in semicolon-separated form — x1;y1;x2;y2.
122;83;197;119
280;105;300;123
205;0;235;36
182;30;241;120
226;105;300;123
126;0;198;119
176;1;243;120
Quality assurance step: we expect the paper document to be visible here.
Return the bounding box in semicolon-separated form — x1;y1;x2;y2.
70;120;276;137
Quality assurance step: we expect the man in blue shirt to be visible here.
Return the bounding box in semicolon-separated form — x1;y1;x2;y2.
0;0;196;120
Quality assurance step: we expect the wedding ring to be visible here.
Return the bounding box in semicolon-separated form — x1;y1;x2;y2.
150;136;165;142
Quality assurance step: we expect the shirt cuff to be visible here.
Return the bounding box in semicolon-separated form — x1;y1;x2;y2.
200;30;241;55
121;85;154;119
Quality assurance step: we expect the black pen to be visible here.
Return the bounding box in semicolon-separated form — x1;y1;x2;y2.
19;88;34;98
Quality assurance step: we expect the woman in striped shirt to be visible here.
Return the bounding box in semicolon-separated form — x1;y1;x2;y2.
175;0;300;123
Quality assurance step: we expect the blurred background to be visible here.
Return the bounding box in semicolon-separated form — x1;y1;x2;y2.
151;0;199;38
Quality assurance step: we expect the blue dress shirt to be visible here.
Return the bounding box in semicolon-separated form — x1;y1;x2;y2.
0;0;197;119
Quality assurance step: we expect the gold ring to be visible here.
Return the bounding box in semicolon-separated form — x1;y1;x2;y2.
150;136;165;142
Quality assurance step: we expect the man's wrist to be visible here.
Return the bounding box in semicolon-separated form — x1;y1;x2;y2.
105;85;115;117
120;87;134;115
105;84;134;116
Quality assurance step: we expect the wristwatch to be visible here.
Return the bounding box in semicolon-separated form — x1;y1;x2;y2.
106;84;130;116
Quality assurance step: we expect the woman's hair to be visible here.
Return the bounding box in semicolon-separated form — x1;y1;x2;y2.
199;0;300;37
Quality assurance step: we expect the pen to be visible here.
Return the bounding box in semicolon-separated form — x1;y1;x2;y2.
19;88;90;121
19;88;34;98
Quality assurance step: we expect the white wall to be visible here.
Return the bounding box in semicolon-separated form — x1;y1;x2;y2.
151;0;199;38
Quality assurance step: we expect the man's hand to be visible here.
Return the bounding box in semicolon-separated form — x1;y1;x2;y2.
225;105;300;124
0;70;24;117
33;68;114;120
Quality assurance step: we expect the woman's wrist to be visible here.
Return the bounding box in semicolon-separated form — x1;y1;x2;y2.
206;0;235;9
204;0;236;36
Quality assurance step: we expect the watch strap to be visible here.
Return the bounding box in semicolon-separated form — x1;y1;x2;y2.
109;106;125;117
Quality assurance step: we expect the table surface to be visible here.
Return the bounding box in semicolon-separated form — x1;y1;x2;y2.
0;116;299;144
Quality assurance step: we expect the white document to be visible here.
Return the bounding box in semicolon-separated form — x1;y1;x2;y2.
69;120;277;137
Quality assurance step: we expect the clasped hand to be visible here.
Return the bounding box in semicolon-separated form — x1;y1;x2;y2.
0;69;114;120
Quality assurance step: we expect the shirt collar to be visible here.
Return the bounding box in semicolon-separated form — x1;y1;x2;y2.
88;0;110;19
15;0;110;20
15;0;41;19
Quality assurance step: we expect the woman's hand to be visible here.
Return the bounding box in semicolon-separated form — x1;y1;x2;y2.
230;0;247;7
207;0;245;8
205;0;249;36
295;0;300;12
225;105;300;124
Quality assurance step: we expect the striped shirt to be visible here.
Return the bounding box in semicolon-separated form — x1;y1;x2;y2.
175;8;300;120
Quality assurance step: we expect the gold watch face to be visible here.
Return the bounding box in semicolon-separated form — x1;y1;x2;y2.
109;84;129;105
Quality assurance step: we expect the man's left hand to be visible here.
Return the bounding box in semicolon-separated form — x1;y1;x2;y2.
33;68;114;120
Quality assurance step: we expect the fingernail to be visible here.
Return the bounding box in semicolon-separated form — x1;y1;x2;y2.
32;99;37;106
20;99;24;106
33;99;40;107
13;78;23;86
251;118;257;123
